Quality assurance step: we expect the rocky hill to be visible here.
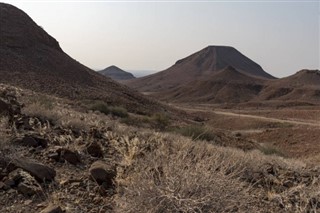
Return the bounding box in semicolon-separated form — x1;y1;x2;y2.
259;69;320;102
161;66;267;103
0;3;164;115
98;65;135;81
125;46;275;93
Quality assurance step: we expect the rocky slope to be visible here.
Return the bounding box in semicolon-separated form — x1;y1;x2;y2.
0;3;164;115
0;84;319;213
161;66;267;103
259;69;320;102
98;66;135;81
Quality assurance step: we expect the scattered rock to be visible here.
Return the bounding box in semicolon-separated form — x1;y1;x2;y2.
0;181;6;190
40;204;63;213
6;168;42;196
57;148;81;165
13;135;48;148
48;152;60;162
11;158;56;182
86;142;103;158
89;161;116;189
14;115;34;130
89;127;103;139
0;99;12;116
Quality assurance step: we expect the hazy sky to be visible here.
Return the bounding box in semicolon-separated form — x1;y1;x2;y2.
3;0;320;78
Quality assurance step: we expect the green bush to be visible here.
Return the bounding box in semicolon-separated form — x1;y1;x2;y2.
175;125;216;141
89;101;128;118
110;106;128;118
259;144;285;157
151;113;170;130
89;101;110;115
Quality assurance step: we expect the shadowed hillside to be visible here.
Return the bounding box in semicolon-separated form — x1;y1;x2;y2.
0;3;164;114
259;69;320;102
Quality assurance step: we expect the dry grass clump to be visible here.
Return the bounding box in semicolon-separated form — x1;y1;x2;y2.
114;133;320;212
258;143;286;157
21;94;112;131
115;139;254;212
121;112;170;130
0;116;11;147
23;102;61;124
173;125;217;142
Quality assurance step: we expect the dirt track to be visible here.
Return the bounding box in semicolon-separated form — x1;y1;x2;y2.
212;110;320;127
179;106;320;127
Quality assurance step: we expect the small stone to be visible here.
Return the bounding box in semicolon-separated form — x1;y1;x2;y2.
24;199;33;205
57;148;81;165
10;158;56;182
0;99;12;116
0;181;6;189
48;153;60;162
13;135;48;148
7;168;42;197
40;204;63;213
86;142;103;158
89;161;116;189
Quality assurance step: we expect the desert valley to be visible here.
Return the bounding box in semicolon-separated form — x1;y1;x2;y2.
0;2;319;213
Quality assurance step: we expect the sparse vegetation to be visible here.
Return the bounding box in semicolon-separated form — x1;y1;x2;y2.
109;106;128;118
28;94;55;110
1;84;319;213
174;124;217;141
23;102;60;124
120;112;170;130
89;101;128;118
150;113;170;130
259;143;286;157
89;101;110;115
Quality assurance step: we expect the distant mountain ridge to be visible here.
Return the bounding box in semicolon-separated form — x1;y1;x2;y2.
98;65;135;81
124;46;319;104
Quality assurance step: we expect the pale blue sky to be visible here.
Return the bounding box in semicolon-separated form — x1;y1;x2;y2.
2;0;320;77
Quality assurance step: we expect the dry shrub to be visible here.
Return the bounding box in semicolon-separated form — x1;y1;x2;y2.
23;102;60;124
174;125;217;142
258;143;286;157
0;116;11;148
114;132;320;213
89;100;110;115
115;135;257;212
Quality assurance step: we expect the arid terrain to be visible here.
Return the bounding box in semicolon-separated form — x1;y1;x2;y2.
0;2;319;213
176;104;320;161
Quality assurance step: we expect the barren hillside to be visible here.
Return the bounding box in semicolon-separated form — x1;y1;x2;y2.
160;66;267;103
259;69;320;102
0;3;164;115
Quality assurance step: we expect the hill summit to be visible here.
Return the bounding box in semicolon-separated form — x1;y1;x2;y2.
98;66;135;81
174;46;274;79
